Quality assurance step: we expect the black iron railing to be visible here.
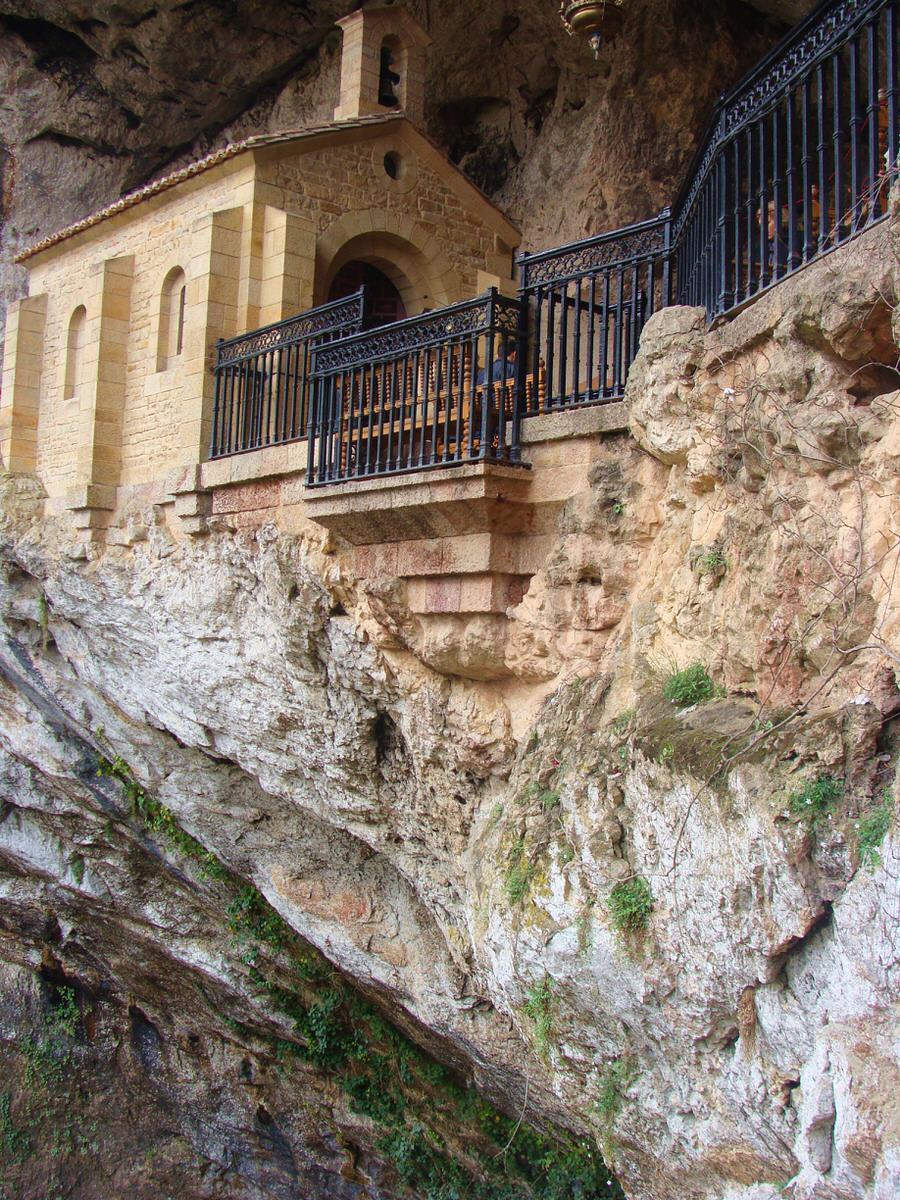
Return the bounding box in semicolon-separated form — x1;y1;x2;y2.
209;289;366;459
673;0;897;315
306;291;526;486
210;0;897;476
518;214;672;412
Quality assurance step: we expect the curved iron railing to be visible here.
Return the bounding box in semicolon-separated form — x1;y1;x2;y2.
673;0;897;316
518;213;672;413
506;0;897;431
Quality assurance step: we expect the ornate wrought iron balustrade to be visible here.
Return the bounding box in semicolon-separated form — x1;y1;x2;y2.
515;0;897;419
673;0;898;315
518;214;672;413
210;0;897;472
209;289;366;459
306;291;526;486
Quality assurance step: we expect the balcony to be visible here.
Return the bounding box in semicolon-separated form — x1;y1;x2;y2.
212;0;898;491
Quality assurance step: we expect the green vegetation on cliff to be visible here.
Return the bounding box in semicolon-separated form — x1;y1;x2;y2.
89;748;623;1200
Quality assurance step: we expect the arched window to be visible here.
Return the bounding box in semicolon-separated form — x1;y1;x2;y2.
64;305;86;399
157;267;186;370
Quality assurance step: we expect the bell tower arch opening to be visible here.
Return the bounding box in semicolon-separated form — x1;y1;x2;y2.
334;4;431;125
377;34;407;110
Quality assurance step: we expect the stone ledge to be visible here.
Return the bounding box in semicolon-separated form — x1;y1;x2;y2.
519;401;629;444
304;460;533;545
64;483;117;511
406;572;528;615
200;439;308;490
353;531;555;579
306;458;529;501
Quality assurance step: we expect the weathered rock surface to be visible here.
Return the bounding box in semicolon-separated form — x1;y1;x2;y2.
2;3;897;1198
1;206;898;1199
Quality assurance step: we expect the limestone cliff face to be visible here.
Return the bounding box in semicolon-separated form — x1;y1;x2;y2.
2;3;898;1199
1;205;898;1199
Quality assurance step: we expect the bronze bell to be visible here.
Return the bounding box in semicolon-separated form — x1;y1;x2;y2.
559;0;626;59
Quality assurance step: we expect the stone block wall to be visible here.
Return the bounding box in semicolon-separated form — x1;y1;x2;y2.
265;125;515;309
1;123;518;530
6;161;258;508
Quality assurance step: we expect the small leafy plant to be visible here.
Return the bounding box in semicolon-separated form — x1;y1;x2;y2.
663;664;718;707
49;986;80;1039
226;886;288;951
697;548;729;577
96;750;228;881
856;789;895;870
608;877;654;935
595;1057;638;1124
610;709;634;736
519;780;543;805
787;775;843;824
504;861;535;905
523;976;554;1058
504;838;537;905
0;1090;30;1164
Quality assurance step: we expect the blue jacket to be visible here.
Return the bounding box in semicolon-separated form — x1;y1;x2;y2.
476;356;517;386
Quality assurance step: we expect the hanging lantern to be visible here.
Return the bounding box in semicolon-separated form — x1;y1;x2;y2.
559;0;626;59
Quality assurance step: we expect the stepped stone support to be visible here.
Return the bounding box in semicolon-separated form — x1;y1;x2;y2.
238;198;316;332
236;198;266;334
1;293;48;475
162;206;245;533
66;256;135;526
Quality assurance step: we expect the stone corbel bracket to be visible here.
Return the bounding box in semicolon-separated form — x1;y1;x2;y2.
64;483;117;542
166;465;212;536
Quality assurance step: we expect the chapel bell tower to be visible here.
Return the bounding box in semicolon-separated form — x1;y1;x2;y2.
334;3;430;125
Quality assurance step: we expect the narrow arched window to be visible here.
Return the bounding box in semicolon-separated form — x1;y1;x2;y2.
64;305;86;399
157;267;187;370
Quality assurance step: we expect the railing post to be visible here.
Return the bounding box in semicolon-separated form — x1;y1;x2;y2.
510;262;529;463
210;339;224;458
661;208;673;308
716;151;733;317
480;289;496;459
887;1;898;180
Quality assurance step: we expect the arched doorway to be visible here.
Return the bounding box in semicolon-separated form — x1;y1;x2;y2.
328;261;407;328
316;219;457;320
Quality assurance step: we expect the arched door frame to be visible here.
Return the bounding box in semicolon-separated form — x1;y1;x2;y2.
315;210;462;316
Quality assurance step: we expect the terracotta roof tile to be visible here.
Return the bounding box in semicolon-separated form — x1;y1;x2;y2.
16;114;405;262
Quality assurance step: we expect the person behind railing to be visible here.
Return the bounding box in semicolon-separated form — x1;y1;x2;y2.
475;341;517;386
874;87;894;205
765;200;794;275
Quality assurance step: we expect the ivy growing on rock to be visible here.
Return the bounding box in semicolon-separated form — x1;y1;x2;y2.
92;743;624;1199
